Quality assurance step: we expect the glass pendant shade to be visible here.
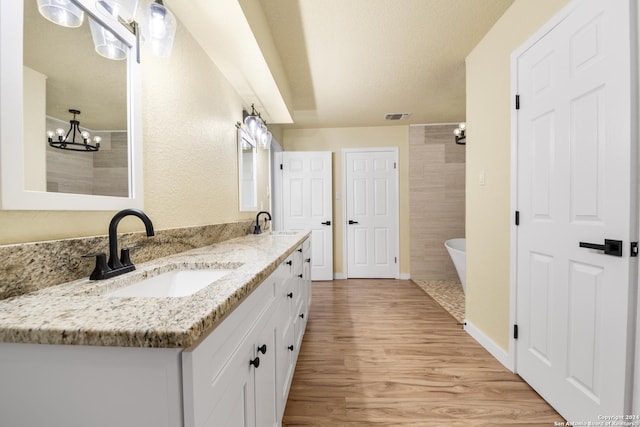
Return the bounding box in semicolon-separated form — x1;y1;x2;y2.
141;1;177;57
96;0;139;23
37;0;85;28
244;114;261;140
259;130;272;150
89;18;127;60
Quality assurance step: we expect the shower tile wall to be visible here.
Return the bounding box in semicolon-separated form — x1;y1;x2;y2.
409;124;465;280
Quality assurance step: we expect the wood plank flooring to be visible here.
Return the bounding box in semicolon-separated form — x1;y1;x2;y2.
282;279;562;426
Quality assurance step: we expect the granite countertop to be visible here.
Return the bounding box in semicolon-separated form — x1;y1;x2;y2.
0;231;309;349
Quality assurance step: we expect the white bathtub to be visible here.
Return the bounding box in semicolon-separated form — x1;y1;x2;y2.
444;238;466;293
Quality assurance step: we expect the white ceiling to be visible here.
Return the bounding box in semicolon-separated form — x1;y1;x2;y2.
171;0;515;129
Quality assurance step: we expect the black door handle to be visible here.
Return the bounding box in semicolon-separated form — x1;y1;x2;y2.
579;239;623;257
348;220;359;225
321;221;331;226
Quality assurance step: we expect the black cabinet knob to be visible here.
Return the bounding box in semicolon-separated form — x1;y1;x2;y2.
249;357;260;368
286;260;292;266
288;345;294;351
298;274;303;278
299;313;305;319
297;248;302;253
287;292;293;298
257;344;267;354
305;258;311;263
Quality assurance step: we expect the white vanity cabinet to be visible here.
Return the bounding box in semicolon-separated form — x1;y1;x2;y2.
182;237;311;427
0;236;311;427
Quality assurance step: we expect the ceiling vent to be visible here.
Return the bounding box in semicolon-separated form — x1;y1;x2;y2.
385;113;411;121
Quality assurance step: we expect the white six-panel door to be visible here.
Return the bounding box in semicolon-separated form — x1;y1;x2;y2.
344;149;398;278
514;0;635;420
281;152;333;280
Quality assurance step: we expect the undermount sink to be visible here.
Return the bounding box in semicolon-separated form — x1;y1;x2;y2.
106;269;232;298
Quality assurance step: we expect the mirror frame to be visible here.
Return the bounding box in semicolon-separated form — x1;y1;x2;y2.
238;127;258;212
0;0;143;210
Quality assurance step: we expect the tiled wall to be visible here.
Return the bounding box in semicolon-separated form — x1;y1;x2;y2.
409;124;465;280
0;221;255;300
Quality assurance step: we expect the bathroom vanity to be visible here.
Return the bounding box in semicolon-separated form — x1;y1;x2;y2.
0;231;311;427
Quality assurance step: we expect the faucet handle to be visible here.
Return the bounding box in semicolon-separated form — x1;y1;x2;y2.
83;253;109;281
120;248;132;267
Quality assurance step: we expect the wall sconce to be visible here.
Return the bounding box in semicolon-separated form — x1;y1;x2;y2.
453;122;466;145
47;109;102;152
36;0;177;61
243;105;272;150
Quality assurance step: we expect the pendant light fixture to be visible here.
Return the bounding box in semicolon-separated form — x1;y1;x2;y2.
47;109;101;152
36;0;85;28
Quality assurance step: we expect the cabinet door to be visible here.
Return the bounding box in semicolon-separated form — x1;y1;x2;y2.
275;301;296;419
203;340;256;427
253;311;278;427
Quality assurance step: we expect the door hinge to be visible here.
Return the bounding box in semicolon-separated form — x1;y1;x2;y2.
515;94;520;110
394;257;397;264
279;163;283;170
513;324;518;340
515;210;520;226
631;242;638;257
394;162;397;169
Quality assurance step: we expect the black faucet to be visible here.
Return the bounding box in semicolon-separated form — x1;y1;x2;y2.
85;208;155;280
253;211;272;234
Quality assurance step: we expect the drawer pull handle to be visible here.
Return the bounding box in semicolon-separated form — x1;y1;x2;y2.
288;345;294;351
257;344;267;354
249;357;260;368
287;292;293;298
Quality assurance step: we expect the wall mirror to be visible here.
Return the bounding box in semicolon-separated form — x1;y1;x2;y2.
238;128;257;211
0;0;143;210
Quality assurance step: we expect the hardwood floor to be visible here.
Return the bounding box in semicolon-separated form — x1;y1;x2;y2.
282;279;562;426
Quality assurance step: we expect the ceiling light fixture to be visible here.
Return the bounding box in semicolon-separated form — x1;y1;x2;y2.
453;122;466;145
47;109;102;152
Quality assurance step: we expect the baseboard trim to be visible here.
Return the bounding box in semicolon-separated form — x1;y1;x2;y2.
399;273;410;280
333;273;347;280
464;320;513;371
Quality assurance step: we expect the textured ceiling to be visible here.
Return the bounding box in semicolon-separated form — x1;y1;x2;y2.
258;0;514;128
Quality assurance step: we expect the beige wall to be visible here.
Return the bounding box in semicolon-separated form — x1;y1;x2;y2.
465;0;571;351
282;126;410;276
0;17;269;245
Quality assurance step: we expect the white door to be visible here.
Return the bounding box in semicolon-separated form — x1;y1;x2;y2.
344;149;398;278
514;0;635;421
281;151;333;280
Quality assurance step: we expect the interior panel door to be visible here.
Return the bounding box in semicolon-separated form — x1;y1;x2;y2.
514;0;635;420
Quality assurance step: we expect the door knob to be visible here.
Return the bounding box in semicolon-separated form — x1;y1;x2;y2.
321;220;331;226
348;220;359;225
579;239;623;257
